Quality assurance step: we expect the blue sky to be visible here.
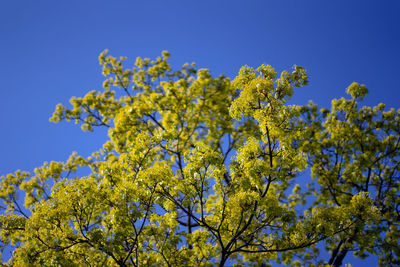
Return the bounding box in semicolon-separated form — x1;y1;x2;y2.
1;0;399;265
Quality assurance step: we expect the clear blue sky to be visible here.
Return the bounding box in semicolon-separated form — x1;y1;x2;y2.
1;0;399;265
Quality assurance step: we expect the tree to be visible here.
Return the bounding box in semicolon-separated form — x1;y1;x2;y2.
0;50;399;266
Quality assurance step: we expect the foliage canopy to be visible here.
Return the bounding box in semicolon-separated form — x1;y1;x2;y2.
1;51;399;266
